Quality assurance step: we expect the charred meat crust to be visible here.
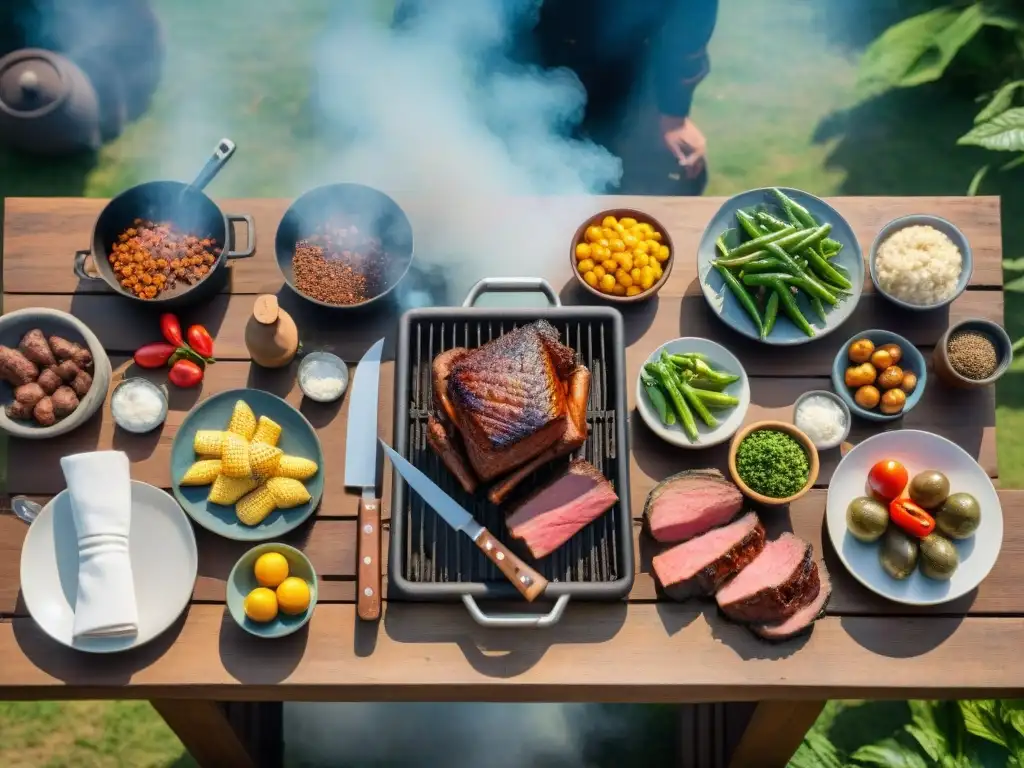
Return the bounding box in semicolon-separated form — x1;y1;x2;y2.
749;566;832;643
657;519;766;601
426;414;479;494
718;548;820;624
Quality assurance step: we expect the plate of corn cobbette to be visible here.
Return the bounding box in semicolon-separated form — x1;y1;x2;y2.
697;187;865;346
171;389;324;541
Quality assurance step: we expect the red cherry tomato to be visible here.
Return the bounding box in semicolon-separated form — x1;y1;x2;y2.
868;459;908;500
168;359;204;388
889;497;936;538
186;324;215;358
133;342;176;369
160;313;183;347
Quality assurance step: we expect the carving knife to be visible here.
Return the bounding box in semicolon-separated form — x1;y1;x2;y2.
380;441;548;602
345;338;385;621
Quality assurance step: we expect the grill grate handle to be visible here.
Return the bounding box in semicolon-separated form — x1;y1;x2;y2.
460;594;570;628
462;277;560;307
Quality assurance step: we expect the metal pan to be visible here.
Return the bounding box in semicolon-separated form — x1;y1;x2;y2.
389;277;634;628
274;183;414;310
73;138;255;309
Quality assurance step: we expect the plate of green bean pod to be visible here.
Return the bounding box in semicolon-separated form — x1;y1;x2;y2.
697;187;865;345
637;337;750;449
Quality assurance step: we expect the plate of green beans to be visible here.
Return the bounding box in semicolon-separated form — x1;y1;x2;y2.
698;187;865;345
636;337;750;449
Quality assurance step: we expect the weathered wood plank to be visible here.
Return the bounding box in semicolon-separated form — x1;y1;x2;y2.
3;196;1003;294
2;605;1024;701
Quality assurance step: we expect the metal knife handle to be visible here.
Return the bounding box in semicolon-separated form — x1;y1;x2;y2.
473;528;547;602
357;492;382;621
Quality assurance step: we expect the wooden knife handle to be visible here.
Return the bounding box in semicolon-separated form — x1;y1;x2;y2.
474;528;548;602
357;495;382;621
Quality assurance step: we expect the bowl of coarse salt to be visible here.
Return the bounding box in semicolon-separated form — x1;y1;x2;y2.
297;351;349;403
869;214;973;311
111;377;168;433
793;390;851;451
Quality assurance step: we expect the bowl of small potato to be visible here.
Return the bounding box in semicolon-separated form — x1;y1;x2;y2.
831;330;927;423
570;209;674;303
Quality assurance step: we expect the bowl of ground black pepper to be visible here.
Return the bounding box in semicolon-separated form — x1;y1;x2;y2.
274;183;414;309
934;318;1013;389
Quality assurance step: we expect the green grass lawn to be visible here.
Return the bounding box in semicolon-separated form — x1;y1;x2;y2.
1;0;1021;765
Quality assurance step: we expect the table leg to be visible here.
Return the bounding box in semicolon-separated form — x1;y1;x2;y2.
151;699;257;768
726;700;826;768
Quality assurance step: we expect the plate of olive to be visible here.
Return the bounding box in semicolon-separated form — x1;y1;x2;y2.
825;429;1002;606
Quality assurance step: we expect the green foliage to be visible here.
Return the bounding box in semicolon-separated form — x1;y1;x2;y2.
794;701;1024;767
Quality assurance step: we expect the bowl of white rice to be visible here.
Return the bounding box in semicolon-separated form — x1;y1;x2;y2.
869;215;972;310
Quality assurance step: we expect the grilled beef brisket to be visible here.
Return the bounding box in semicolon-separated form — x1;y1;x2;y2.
652;512;765;600
506;459;617;558
427;322;591;494
643;469;744;543
715;533;819;623
751;562;831;641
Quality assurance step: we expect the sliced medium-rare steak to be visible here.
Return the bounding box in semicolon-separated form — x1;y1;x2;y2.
652;512;766;600
643;469;744;543
715;533;819;623
752;562;831;642
506;459;617;558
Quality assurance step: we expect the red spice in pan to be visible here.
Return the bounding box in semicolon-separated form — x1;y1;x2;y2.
108;219;218;299
292;223;389;305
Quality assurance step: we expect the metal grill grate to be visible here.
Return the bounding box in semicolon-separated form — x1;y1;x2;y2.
401;317;623;588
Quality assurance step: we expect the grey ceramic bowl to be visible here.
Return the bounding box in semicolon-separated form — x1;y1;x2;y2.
792;389;851;451
831;329;927;422
227;542;317;638
933;318;1013;389
298;351;349;403
0;307;111;439
110;378;169;433
869;214;972;311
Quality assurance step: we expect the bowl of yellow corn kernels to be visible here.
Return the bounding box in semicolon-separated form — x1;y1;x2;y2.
570;208;674;303
171;390;324;541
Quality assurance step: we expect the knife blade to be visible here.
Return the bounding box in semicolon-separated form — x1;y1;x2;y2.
380;441;548;602
345;338;385;621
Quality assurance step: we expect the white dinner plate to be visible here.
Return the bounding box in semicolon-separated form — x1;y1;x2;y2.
20;481;198;653
635;337;750;449
826;430;1002;605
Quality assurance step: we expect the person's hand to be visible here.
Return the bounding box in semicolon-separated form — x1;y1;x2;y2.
659;115;707;179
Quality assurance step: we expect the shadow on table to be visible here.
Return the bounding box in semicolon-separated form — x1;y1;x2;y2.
219;610;308;684
12;599;188;685
558;280;659;347
383;601;628;678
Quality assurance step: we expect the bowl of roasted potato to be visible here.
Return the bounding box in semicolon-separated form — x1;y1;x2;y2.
831;330;927;422
570;209;674;303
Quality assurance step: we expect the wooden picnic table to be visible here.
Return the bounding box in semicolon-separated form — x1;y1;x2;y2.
0;194;1014;768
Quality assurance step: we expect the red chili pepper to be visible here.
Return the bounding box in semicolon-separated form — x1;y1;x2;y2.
186;324;215;358
168;359;204;388
160;313;183;347
889;498;936;539
134;342;177;369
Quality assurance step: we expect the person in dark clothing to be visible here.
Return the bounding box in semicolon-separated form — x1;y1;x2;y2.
394;0;719;195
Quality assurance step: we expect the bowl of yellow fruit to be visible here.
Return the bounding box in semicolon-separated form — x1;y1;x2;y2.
228;543;317;638
171;390;324;541
570;209;673;303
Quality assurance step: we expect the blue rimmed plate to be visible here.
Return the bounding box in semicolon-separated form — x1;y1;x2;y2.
697;187;865;346
171;389;324;541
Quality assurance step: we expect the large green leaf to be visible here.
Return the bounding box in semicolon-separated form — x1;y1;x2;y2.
790;730;847;768
852;737;929;768
856;5;991;98
960;700;1010;748
976;81;1024;124
959;108;1024;151
904;701;950;761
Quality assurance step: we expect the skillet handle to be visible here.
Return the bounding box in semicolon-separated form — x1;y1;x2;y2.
462;277;560;307
189;138;236;192
73;250;103;281
461;594;569;629
224;214;256;259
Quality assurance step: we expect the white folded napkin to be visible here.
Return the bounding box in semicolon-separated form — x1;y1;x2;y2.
60;451;139;641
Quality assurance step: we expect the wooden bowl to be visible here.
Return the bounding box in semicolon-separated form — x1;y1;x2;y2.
569;207;674;304
728;420;819;505
933;318;1013;389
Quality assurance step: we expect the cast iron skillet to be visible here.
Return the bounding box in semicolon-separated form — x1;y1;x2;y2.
274;182;414;310
73;138;255;309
